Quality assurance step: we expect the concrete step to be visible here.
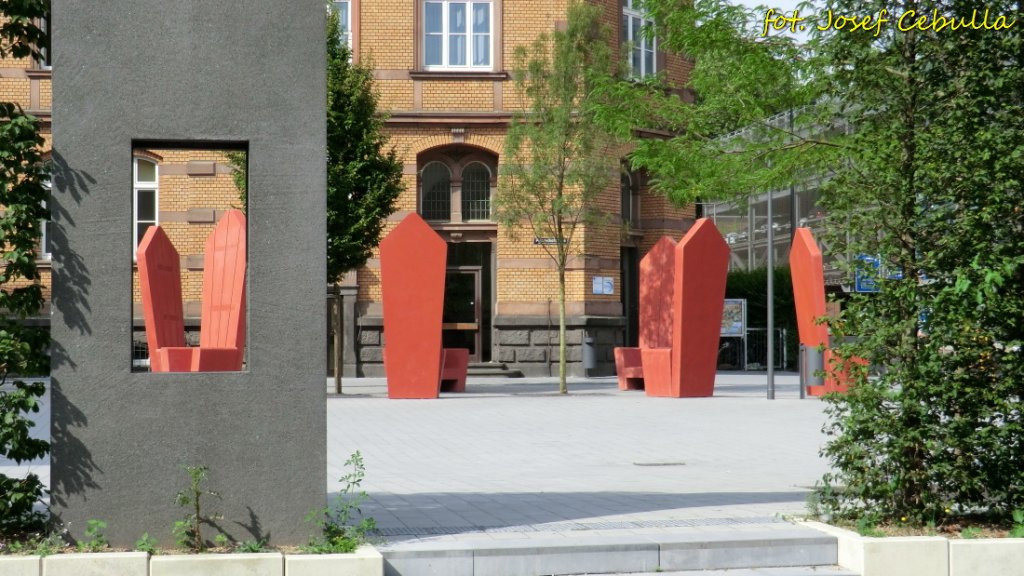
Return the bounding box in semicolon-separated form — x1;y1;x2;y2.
623;568;858;576
381;524;841;576
467;362;524;377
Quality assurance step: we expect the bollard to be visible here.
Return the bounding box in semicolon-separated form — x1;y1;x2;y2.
800;344;824;398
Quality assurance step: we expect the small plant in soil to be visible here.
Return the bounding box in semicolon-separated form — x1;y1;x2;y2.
75;519;109;552
173;465;222;552
134;532;158;554
302;451;377;554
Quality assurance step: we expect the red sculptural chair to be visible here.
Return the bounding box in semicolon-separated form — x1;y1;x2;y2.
380;213;469;398
439;348;470;392
790;227;859;395
613;236;676;390
641;218;730;398
138;209;247;372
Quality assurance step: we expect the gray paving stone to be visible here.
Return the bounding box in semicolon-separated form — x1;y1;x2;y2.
383;549;472;576
18;373;837;575
655;530;838;571
473;539;660;576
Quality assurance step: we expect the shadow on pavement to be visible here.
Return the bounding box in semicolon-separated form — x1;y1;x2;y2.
329;490;810;534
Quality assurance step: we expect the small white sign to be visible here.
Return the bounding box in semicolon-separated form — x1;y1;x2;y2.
592;276;614;295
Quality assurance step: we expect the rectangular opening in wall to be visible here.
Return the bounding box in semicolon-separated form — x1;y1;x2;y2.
131;142;249;373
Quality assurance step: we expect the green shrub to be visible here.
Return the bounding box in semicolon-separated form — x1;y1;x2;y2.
303;451;377;554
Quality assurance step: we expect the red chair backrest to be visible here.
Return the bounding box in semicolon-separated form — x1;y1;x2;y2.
137;226;186;371
199;210;247;354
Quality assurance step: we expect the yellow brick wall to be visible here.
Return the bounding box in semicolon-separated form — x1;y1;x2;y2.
422;80;493;111
0;77;30;108
7;1;699;323
503;0;567;72
129;149;244;313
358;0;414;69
377;79;413;111
497;268;587;302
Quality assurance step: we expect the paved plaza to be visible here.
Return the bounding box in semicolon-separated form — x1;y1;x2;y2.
5;372;834;557
326;373;831;545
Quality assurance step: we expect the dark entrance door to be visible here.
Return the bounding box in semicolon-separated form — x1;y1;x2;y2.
620;247;640;347
443;267;482;361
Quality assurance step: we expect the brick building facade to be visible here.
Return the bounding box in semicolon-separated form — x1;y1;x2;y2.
3;1;697;376
338;0;697;377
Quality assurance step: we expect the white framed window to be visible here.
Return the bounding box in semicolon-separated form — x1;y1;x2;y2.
423;0;492;70
623;0;656;78
332;1;352;50
133;158;159;256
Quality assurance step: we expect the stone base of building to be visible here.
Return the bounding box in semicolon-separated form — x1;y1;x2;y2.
352;315;624;378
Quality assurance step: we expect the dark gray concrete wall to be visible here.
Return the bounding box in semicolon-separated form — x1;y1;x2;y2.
49;1;327;546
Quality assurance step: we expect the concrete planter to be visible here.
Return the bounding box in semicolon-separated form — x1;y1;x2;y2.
805;521;947;576
950;538;1024;576
0;547;383;576
0;555;41;576
805;520;1024;576
285;545;384;576
44;552;149;576
150;552;284;576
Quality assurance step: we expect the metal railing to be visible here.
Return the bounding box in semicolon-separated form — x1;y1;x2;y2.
717;327;789;371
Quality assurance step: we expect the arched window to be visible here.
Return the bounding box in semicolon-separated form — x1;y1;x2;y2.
421;161;452;221
461;162;491;221
133;158;159;254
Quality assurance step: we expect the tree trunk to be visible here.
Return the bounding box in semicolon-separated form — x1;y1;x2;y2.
558;267;568;394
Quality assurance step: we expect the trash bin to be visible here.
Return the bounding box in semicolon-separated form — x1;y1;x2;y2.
800;344;824;397
582;335;597;373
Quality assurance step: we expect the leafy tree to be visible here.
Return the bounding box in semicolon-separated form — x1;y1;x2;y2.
495;0;622;394
0;0;51;536
813;0;1024;524
593;0;839;207
325;7;403;281
600;0;1024;525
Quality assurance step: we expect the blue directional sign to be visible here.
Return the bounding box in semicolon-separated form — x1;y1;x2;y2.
854;254;881;293
855;254;902;293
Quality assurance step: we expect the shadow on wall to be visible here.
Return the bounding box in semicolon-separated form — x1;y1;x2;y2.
48;150;99;509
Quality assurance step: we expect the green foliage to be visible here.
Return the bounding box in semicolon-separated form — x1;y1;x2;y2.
0;2;51;539
0;0;48;61
960;527;984;540
303;451;376;554
75;519;108;552
173;465;222;552
224;151;247;211
594;0;1024;528
235;538;268;553
2;530;65;556
326;7;403;281
495;0;622;394
212;533;230;548
134;532;158;555
855;516;885;538
1010;510;1024;538
592;0;839;207
815;0;1024;526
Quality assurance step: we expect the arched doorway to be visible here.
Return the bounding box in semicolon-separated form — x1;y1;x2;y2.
418;146;498;362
